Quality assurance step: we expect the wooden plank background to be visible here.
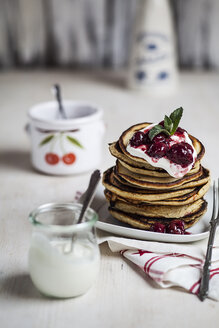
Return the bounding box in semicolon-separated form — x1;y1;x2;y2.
0;0;218;69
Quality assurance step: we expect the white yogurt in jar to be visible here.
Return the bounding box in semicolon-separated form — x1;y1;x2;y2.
28;233;100;298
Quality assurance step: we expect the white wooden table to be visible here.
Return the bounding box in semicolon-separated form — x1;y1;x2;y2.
1;70;219;328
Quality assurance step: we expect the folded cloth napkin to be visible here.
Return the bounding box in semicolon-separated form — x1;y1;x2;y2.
98;235;219;301
75;189;219;300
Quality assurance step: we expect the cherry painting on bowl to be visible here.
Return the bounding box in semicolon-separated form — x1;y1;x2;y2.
39;132;82;166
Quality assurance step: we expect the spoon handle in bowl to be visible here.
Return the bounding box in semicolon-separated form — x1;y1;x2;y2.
53;84;67;119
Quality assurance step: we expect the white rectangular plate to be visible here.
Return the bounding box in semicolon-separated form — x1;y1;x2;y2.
90;184;213;243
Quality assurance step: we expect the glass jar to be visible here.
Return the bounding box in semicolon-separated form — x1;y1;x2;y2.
28;203;100;298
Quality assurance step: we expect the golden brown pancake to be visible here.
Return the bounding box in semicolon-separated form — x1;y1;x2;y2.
108;200;207;230
103;167;197;202
103;167;210;206
114;165;210;192
117;158;201;178
109;141;158;170
115;160;205;190
104;189;206;219
104;188;198;206
140;181;210;206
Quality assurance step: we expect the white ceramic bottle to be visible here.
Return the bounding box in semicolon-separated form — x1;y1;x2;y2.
128;0;178;94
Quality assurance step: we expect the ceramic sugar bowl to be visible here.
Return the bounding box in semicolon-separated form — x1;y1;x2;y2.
27;100;105;175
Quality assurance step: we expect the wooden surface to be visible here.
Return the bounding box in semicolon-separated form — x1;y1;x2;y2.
0;70;219;328
1;0;219;69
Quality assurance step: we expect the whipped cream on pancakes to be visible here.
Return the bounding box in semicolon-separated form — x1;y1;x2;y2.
127;123;197;178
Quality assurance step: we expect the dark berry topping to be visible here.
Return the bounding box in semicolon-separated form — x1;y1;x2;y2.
151;222;166;233
167;142;193;166
130;131;145;147
151;220;188;235
147;141;168;159
129;122;193;169
143;131;151;145
153;133;169;144
175;127;186;137
166;220;185;234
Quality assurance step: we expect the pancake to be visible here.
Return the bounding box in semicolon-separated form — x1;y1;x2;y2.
108;200;207;230
117;158;201;178
141;180;210;206
118;122;205;167
104;188;199;206
115;160;205;190
114;165;210;191
104;189;206;219
103;168;210;206
109;141;159;171
103;167;197;202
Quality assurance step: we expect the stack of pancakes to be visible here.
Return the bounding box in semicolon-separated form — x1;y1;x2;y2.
103;123;210;230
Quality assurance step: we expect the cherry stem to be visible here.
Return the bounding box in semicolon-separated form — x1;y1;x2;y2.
59;132;66;155
50;134;58;152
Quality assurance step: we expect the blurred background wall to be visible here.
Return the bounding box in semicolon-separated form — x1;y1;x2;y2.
0;0;219;70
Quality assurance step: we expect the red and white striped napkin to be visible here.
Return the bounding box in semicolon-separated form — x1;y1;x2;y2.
99;235;219;301
75;190;219;300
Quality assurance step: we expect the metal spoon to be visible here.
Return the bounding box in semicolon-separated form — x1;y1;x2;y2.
65;170;101;254
77;169;101;225
52;84;67;119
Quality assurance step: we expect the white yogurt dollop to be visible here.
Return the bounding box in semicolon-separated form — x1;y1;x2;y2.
126;123;197;178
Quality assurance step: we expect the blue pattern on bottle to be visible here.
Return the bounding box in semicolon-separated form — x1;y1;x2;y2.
136;71;146;81
147;43;157;50
158;72;169;80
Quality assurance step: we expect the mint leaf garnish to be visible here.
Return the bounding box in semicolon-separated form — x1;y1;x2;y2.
164;115;173;133
149;125;170;140
170;107;183;135
149;107;184;141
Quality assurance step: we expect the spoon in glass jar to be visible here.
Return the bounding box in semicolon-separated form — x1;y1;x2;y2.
77;169;101;225
65;170;101;253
